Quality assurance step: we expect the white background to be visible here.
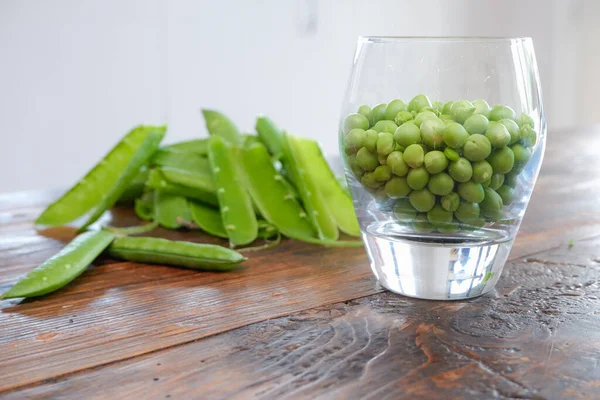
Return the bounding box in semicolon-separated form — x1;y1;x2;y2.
1;0;598;193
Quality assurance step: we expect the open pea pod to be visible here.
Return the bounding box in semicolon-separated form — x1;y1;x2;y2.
36;125;166;229
208;135;258;246
146;168;218;206
164;138;209;155
188;200;228;239
202;109;243;147
1;230;115;299
154;192;192;229
281;132;339;241
151;148;211;174
135;190;155;221
291;137;360;237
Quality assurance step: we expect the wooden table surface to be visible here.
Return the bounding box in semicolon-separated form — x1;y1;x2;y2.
1;127;600;399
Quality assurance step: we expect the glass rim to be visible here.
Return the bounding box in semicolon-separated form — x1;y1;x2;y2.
358;36;532;43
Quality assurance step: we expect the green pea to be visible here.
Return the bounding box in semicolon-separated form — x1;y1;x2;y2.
444;147;459;161
481;177;491;187
393;198;417;221
0;231;115;299
497;185;515;205
472;99;491;118
485;121;511;148
404;144;425;168
412;213;435;232
407;166;430;190
361;172;383;189
489;105;516;121
374;165;392;181
488;147;515;174
471;160;493;183
378;153;387;165
344;128;366;154
463;114;489;135
448;157;473;183
372;120;398;134
432;101;444;113
442;101;455;115
358;105;373;124
517;112;535;128
377;131;395;156
463;134;492;162
385;99;407;120
387;151;409;176
438;222;459;233
457;181;485;203
442;122;469;148
414;111;438;127
394;110;414;125
420;118;446;149
423;150;448;174
480;187;503;213
454;201;480;224
512;143;531;167
356;147;379;171
394;122;421;147
409;188;436;212
364;129;379;152
450;100;476;124
439;114;454;123
504;171;519;188
500;119;520;144
371;103;388;125
385;177;412;199
427;204;453;227
343;113;370;134
428;172;454;196
489;173;505;190
408;94;432;113
521;124;537;148
460;216;486;230
441;192;460;212
347;155;362;178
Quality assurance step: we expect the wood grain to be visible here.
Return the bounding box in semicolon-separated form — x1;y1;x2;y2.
6;234;600;399
1;127;600;398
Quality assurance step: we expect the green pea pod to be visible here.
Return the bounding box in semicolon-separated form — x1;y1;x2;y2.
239;142;316;239
257;220;279;239
104;221;159;236
282;132;339;240
208;136;258;246
1;231;115;299
151;148;211;175
146;168;218;206
165;138;209;155
134;191;155;221
255;116;284;160
188;200;228;239
291;137;360;237
159;167;216;192
107;236;246;271
36;125;166;229
202;109;243;147
154;192;191;229
117;166;149;205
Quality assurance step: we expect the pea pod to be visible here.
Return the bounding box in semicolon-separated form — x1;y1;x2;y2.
282;132;339;240
151;148;211;175
291;137;360;236
154;192;191;229
36;125;166;229
165;139;209;155
117;166;149;205
255;116;284;160
202;109;243;147
107;236;246;271
146;168;218;206
1;231;115;299
208;135;258;246
134;191;155;221
189;200;228;239
257;220;279;239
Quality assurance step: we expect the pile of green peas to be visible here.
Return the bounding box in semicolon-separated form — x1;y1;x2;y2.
342;94;538;233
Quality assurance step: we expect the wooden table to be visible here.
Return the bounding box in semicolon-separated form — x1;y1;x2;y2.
1;127;600;399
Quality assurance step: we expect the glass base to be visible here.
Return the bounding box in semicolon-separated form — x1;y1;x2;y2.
363;231;513;300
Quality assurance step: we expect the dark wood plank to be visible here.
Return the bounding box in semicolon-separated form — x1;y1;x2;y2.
6;233;600;400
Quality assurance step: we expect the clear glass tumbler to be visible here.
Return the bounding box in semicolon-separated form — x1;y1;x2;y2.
339;37;545;300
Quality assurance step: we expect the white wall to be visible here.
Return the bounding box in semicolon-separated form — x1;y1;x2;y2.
1;0;597;193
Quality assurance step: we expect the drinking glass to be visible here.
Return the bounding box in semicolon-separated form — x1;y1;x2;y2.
339;37;545;300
